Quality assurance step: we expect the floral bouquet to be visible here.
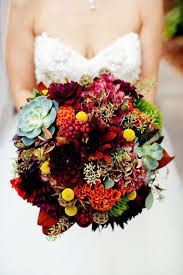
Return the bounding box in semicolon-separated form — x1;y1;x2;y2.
11;69;174;239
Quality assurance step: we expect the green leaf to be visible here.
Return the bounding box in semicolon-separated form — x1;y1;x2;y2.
109;196;129;217
33;89;40;98
145;192;154;210
104;177;115;189
22;137;35;146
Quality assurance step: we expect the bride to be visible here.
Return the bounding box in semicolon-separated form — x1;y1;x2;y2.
1;0;183;274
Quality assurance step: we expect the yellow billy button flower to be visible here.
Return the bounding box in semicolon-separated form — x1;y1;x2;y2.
42;89;48;96
127;190;137;201
62;188;74;202
76;111;88;122
65;206;78;217
123;129;136;142
40;161;50;175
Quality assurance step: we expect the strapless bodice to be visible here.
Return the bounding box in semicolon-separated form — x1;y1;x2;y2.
34;32;141;86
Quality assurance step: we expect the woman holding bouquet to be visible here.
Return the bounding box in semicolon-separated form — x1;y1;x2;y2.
1;0;183;274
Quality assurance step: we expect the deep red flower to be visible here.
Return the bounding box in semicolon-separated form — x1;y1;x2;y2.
10;177;27;200
49;144;83;187
75;207;93;227
37;82;47;92
37;210;59;235
102;126;118;142
48;82;82;106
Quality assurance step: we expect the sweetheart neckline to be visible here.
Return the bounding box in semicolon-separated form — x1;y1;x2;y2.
35;31;140;61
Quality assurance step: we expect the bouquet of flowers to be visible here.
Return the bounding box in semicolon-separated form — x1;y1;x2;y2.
11;69;174;239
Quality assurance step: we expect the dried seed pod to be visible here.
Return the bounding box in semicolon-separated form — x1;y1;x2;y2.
99;67;112;76
93;211;109;224
48;216;74;239
58;196;76;207
14;141;27;149
16;162;29;174
21;149;33;161
80;74;93;87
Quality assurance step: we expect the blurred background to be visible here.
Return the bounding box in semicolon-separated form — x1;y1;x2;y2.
158;0;183;178
0;0;183;177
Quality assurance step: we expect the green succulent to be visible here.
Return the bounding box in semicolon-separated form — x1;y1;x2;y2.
17;96;58;146
135;136;163;171
109;196;129;217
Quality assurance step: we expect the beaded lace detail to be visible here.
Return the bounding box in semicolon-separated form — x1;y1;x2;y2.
34;32;141;86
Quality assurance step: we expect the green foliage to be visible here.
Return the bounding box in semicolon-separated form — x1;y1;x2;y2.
135;99;163;131
165;1;183;38
17;96;56;146
109;196;129;217
145;192;154;210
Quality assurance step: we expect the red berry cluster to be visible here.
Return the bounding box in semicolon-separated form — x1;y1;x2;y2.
58;118;90;140
75;207;93;227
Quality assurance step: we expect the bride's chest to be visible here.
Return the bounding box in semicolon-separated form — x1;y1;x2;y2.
34;32;141;87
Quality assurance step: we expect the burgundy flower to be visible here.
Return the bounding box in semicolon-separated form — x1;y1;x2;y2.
113;79;139;99
48;82;82;106
12;164;61;218
75;206;93;227
49;144;83;187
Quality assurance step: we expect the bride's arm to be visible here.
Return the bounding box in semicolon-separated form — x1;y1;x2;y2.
140;0;163;103
6;0;36;111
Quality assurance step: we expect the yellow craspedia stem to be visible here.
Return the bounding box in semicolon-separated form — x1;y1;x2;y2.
127;190;137;201
62;188;74;202
40;161;50;175
65;206;78;216
76;111;88;122
42;89;48;96
123;129;136;141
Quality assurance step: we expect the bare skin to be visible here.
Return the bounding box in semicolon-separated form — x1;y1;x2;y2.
6;0;163;110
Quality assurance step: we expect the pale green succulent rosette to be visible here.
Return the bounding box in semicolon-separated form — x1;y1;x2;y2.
135;134;163;173
17;96;58;146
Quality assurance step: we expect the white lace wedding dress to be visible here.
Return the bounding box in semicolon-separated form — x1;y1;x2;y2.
1;32;183;275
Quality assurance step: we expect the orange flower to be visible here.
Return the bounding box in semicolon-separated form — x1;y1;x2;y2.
75;182;121;211
56;106;75;127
